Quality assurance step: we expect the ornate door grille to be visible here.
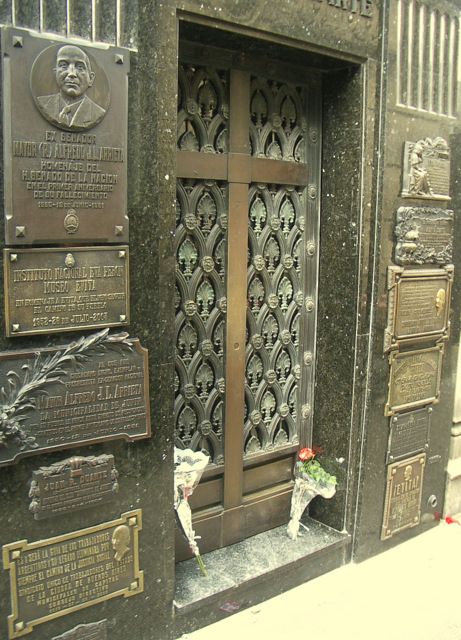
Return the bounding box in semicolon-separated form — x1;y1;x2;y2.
175;45;321;555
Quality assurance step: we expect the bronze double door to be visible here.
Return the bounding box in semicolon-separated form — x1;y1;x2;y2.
175;45;321;556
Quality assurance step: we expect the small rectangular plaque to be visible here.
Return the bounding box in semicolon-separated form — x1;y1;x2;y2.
52;620;107;640
402;138;450;201
385;345;443;416
395;206;453;265
3;510;142;639
384;265;452;351
29;454;118;520
0;330;150;467
387;408;431;464
381;455;425;540
4;246;129;336
2;27;129;244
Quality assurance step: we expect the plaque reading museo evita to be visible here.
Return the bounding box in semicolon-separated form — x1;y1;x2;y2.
385;345;443;416
29;454;119;520
387;407;431;464
384;265;452;351
394;207;454;265
52;620;107;640
0;330;150;467
2;510;142;639
4;246;129;336
381;455;425;540
2;27;129;244
401;137;450;201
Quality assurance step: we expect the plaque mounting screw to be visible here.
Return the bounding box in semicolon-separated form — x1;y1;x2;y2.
119;315;127;322
15;622;25;632
11;324;20;332
12;36;23;48
115;225;124;236
130;581;138;590
15;226;25;238
129;517;137;526
115;53;124;64
10;254;18;262
118;250;126;259
11;550;21;559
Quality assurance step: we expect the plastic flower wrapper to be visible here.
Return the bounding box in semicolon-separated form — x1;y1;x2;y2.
174;447;209;575
287;447;337;540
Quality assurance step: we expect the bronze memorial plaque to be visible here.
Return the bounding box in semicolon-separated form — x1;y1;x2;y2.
401;137;450;201
52;620;107;640
381;455;425;540
2;27;129;244
384;265;452;351
387;407;431;464
395;206;454;265
2;510;143;639
4;246;129;337
29;454;119;520
0;330;150;467
385;345;443;416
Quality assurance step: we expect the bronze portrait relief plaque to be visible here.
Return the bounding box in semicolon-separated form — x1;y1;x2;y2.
394;207;453;265
4;246;129;336
29;454;119;520
2;510;143;639
384;265;452;351
387;407;431;464
401;137;450;201
385;345;443;416
52;619;107;640
2;27;129;244
0;330;150;467
381;455;425;540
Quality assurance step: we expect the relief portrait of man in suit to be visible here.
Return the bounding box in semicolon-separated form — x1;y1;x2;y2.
37;45;106;131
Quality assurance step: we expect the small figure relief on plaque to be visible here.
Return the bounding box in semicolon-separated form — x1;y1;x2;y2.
29;454;119;520
385;345;443;416
0;330;150;467
384;265;453;351
387;407;431;464
402;137;450;201
2;27;129;244
2;510;143;639
52;619;107;640
394;207;453;265
381;455;425;540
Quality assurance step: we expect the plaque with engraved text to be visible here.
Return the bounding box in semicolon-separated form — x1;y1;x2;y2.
4;246;129;336
395;207;453;265
2;27;129;244
387;408;431;464
385;345;443;416
384;266;452;351
52;620;107;640
0;330;150;467
381;455;425;540
3;511;142;639
29;454;119;520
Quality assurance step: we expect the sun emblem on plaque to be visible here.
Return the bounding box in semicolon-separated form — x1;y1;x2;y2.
65;253;75;267
64;209;79;234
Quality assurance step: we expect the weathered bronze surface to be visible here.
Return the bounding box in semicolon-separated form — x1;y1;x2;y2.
395;207;454;265
29;454;119;520
385;345;443;416
52;619;107;640
381;455;425;540
4;246;129;336
402;138;450;200
2;27;129;245
387;408;431;464
384;266;452;351
3;510;143;639
0;330;150;466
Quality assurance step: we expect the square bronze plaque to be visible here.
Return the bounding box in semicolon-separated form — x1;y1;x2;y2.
384;265;452;351
2;27;129;244
387;407;431;464
401;138;450;201
4;246;129;336
381;455;425;540
385;345;443;416
3;510;142;639
394;207;453;265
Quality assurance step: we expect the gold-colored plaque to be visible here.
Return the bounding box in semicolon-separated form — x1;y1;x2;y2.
381;455;425;540
4;246;129;336
384;265;452;351
3;510;143;639
385;345;443;416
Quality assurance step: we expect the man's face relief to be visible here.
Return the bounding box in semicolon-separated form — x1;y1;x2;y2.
55;46;94;99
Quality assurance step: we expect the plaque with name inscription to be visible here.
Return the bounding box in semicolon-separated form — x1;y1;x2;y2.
52;620;107;640
395;207;453;265
2;27;129;245
2;510;142;639
401;137;450;201
0;330;150;467
4;246;129;336
381;455;425;540
385;345;443;416
29;454;119;520
387;408;431;464
384;265;452;351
